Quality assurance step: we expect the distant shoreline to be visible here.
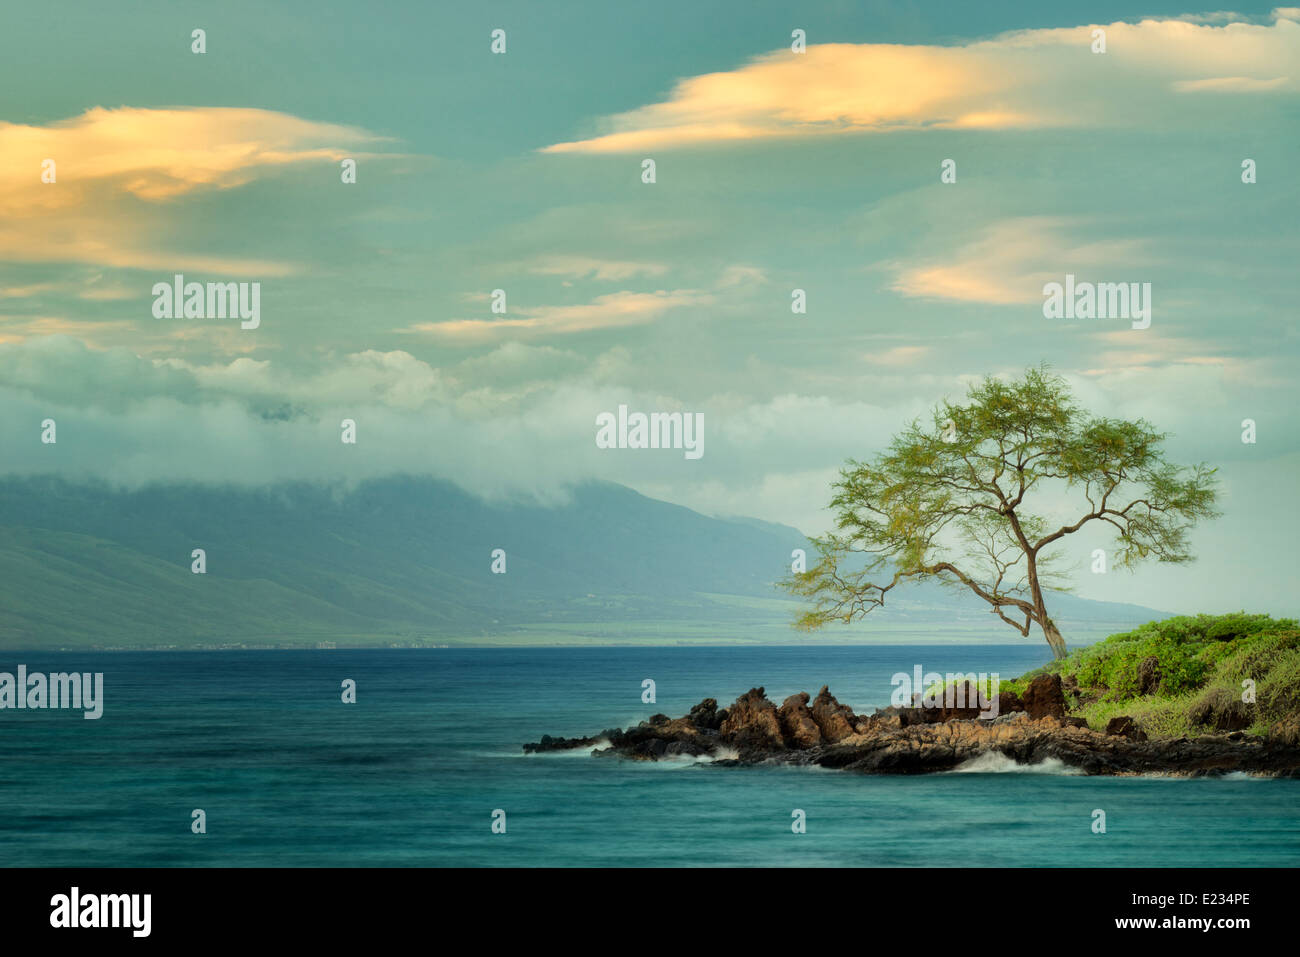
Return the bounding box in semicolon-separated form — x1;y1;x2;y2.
0;639;1100;653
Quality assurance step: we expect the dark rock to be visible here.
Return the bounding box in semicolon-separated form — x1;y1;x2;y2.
1188;688;1252;732
522;732;606;753
529;682;1300;777
898;707;942;727
1062;717;1091;730
1022;674;1066;720
939;680;985;721
687;698;723;730
997;690;1024;714
1105;716;1148;741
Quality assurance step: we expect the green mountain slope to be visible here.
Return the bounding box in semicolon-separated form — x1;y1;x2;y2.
0;475;1168;648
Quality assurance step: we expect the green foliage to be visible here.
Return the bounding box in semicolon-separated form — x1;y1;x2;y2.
1077;691;1202;738
785;366;1219;659
1014;613;1300;740
1205;612;1277;641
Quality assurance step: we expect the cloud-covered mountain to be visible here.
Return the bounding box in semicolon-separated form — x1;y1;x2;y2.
0;475;1165;648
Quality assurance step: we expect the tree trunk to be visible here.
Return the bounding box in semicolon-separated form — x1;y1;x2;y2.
1020;544;1066;659
1042;618;1067;659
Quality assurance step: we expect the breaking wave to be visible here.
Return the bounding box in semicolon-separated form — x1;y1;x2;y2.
950;752;1082;775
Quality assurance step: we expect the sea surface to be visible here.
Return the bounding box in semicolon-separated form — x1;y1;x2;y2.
1;645;1296;867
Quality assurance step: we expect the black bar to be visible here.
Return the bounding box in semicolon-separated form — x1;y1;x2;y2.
0;867;1273;943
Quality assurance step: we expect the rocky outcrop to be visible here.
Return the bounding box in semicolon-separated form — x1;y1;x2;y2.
525;685;1300;777
778;693;823;749
719;687;785;751
1022;674;1066;720
1105;715;1148;742
998;690;1025;714
810;685;858;743
688;698;725;730
939;680;986;721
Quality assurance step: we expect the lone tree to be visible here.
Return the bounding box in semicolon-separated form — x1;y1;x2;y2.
785;367;1219;658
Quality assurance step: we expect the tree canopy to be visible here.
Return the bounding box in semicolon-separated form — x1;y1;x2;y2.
785;367;1220;658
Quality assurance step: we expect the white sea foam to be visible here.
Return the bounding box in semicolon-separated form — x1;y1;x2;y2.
1222;770;1264;780
950;752;1082;775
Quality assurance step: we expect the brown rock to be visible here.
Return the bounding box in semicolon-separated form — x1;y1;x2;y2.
534;686;1300;776
1022;673;1067;720
777;692;823;749
1062;717;1091;730
719;687;785;750
1105;716;1148;741
810;686;858;742
997;690;1025;714
863;713;899;731
939;680;985;721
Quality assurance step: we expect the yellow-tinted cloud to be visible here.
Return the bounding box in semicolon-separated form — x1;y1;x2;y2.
1171;75;1290;91
0;315;138;346
864;345;931;366
891;218;1151;305
405;290;711;342
0;106;386;270
544;11;1300;152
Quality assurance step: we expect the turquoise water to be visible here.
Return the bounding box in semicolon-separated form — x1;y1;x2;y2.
0;646;1296;867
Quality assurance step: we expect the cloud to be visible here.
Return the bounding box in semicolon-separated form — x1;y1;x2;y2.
1171;75;1290;91
865;346;931;366
543;11;1300;152
890;218;1152;305
527;256;669;281
716;265;768;288
403;289;712;342
0;106;387;271
0;316;138;346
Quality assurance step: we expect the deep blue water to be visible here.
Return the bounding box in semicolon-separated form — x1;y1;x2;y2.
0;646;1296;867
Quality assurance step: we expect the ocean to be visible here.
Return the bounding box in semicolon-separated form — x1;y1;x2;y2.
1;645;1296;867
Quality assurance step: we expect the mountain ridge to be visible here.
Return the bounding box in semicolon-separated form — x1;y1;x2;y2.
0;475;1168;648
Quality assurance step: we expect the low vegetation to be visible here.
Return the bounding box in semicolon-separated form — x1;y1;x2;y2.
1003;613;1300;739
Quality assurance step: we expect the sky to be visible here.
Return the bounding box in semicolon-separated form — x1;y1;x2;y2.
0;1;1296;616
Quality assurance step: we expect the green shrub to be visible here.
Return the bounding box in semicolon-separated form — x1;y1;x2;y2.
1009;613;1299;740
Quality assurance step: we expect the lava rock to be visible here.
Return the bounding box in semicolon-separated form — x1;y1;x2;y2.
1105;716;1149;742
1023;673;1067;720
